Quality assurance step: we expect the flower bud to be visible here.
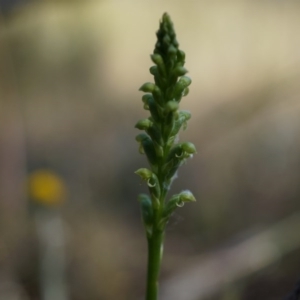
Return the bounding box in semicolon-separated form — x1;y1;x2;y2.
165;101;179;113
173;76;192;101
178;76;192;87
178;190;196;202
136;168;161;203
136;134;157;165
173;66;188;77
163;34;171;45
162;12;172;24
162;142;196;183
142;94;161;122
171;110;191;134
149;66;158;76
179;110;191;120
163;191;196;219
173;38;179;47
135;168;152;181
177;50;185;62
151;54;166;76
168;45;177;56
142;94;153;104
135;119;152;130
139;82;156;93
182;142;197;155
152;86;162;104
151;54;164;66
167;144;185;161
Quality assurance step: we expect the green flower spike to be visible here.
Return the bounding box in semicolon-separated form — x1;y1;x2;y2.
135;13;197;300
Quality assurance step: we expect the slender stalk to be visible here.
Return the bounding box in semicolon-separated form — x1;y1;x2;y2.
146;229;164;300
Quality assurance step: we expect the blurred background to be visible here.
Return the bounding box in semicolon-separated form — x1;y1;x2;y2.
1;0;300;299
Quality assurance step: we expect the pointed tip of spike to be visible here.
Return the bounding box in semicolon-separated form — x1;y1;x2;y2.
162;12;171;23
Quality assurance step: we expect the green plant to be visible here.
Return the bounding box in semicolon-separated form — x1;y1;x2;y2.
135;13;196;300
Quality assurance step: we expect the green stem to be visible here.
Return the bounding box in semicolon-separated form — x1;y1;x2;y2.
146;229;164;300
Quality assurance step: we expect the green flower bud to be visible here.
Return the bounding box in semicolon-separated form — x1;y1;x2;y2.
178;190;196;202
181;142;197;155
151;54;164;66
178;76;192;87
179;110;191;120
135;168;160;201
152;86;162;104
173;66;188;77
143;104;150;110
171;110;191;135
149;66;158;76
135;168;152;181
162;142;196;183
139;82;156;93
155;13;180;69
136;134;157;166
173;38;179;48
163;34;171;45
162;12;171;24
135;119;152;130
162;190;196;221
151;54;166;77
147;173;161;201
142;94;162;122
166;144;185;161
168;45;177;56
140;83;162;104
142;94;153;103
165;101;179;113
173;76;192;101
164;105;179;137
177;50;185;62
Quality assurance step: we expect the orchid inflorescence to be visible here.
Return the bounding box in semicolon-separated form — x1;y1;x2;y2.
134;13;196;300
135;13;196;238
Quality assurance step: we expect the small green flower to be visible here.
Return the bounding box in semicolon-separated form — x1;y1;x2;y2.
162;190;196;222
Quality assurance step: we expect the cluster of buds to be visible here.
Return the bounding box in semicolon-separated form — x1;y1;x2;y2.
135;13;196;236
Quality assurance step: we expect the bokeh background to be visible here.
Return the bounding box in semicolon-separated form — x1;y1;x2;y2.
1;0;300;299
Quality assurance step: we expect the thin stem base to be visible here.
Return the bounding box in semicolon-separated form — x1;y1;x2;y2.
146;230;164;300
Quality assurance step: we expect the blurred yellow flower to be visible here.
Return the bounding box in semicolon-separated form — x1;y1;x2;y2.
28;170;67;206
